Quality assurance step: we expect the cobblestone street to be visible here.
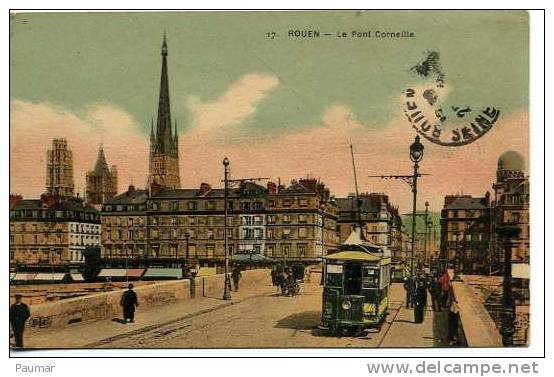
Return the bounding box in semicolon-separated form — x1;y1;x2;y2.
89;282;450;348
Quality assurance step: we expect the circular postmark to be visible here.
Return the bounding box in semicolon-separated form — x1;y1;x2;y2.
403;51;500;147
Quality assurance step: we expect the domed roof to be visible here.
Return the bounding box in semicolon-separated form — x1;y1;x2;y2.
497;150;525;173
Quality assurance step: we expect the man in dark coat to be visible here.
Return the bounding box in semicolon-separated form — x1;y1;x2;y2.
10;294;30;348
448;299;460;345
413;276;427;323
231;266;242;291
120;284;139;323
428;276;441;311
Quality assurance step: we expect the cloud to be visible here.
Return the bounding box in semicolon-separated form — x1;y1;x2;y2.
186;73;279;134
10;100;149;198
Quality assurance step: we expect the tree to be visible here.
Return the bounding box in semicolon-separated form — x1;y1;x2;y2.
82;245;102;282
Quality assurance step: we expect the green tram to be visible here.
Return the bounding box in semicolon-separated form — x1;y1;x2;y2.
320;230;392;334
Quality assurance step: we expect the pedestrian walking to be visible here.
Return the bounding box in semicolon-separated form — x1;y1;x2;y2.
413;275;427;323
271;266;278;287
438;269;451;309
403;276;415;308
231;265;242;291
120;284;139;323
10;294;30;348
428;276;441;311
448;298;460;345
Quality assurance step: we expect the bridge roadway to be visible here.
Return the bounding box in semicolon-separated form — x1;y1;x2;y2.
88;282;451;349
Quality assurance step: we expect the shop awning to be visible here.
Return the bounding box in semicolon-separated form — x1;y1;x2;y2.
34;273;67;281
12;273;38;281
126;269;145;278
70;273;85;282
97;269;127;278
143;268;183;279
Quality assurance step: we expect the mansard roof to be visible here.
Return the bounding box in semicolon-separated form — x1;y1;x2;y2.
444;196;488;210
335;196;381;213
105;189;149;205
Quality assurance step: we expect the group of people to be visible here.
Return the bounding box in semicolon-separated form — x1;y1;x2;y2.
403;269;461;345
271;264;301;296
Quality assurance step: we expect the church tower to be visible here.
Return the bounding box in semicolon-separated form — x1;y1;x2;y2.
148;33;181;189
86;145;118;204
46;138;75;198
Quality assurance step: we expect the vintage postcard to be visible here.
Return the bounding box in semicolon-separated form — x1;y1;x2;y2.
9;10;532;354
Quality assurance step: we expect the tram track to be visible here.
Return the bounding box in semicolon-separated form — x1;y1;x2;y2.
376;299;404;348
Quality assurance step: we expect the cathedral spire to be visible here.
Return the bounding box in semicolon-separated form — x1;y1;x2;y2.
155;32;172;155
148;32;181;190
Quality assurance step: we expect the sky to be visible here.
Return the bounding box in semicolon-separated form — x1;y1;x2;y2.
9;11;529;212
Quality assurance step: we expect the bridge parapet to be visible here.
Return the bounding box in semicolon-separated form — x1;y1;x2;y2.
450;272;503;347
22;269;271;335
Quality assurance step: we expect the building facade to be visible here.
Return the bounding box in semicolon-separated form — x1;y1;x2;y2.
100;178;338;265
265;178;338;262
148;34;181;190
100;186;149;261
336;193;403;260
46;138;75;198
492;150;529;265
86;145;118;205
9;195;101;268
440;194;492;274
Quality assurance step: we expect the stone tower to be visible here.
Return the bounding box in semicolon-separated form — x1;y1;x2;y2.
148;33;181;189
46;138;75;198
86;145;118;204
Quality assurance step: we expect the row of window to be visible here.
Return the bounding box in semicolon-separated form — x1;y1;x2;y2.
447;209;483;218
102;243;312;258
10;223;64;233
103;197;317;213
103;226;318;241
10;233;64;245
70;223;101;234
69;234;100;246
102;213;323;227
10;209;100;222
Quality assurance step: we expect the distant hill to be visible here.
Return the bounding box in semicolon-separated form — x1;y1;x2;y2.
402;211;441;238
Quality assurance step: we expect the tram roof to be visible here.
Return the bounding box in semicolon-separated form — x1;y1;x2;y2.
325;251;384;262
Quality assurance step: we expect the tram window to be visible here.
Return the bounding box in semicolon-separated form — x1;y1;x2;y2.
326;273;342;287
363;267;379;288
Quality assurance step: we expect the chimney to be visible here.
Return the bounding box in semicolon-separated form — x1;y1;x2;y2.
444;195;459;207
150;182;162;197
299;178;317;192
485;191;491;206
40;193;57;208
267;181;277;195
198;182;212;196
128;185;135;195
9;194;22;209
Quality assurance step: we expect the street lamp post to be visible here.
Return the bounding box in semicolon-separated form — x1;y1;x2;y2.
222;157;232;301
184;232;190;277
409;135;424;276
496;225;520;347
423;201;429;268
